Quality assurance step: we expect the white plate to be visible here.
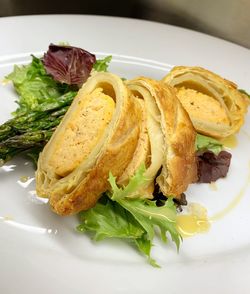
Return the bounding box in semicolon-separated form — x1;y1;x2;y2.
0;15;250;294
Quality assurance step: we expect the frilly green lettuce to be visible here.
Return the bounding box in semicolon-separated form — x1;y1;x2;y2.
77;165;181;267
195;133;223;154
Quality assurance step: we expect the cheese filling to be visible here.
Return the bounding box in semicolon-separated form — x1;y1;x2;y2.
49;88;115;177
176;87;230;126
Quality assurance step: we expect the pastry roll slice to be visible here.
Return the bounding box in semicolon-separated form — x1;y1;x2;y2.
163;66;249;138
125;77;197;198
36;72;142;215
118;97;151;188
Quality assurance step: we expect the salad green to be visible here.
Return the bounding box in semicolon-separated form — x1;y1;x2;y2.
77;165;181;267
5;56;73;116
195;133;223;154
93;55;112;72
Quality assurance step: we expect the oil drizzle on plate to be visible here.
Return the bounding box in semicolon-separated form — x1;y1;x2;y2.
177;159;250;236
210;161;250;221
176;203;210;238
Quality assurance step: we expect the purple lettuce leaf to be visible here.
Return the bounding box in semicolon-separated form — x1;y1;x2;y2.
197;151;232;183
42;44;96;86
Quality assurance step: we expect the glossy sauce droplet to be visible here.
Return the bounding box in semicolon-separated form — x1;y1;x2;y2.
220;134;238;149
19;175;29;183
176;203;210;238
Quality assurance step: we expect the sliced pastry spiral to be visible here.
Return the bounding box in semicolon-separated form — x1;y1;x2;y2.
123;77;197;199
163;66;249;139
36;72;142;215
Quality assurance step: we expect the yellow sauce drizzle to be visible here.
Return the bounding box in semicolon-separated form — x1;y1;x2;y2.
177;159;250;237
220;134;238;149
177;203;210;238
210;161;250;221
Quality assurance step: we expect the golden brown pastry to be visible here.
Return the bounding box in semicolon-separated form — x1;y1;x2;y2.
123;77;197;198
117;97;151;190
163;66;249;138
36;72;142;216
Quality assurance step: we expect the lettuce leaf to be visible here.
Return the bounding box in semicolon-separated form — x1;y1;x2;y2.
195;133;223;155
108;167;180;248
5;56;72;116
197;150;232;183
77;195;158;267
195;134;232;182
93;56;112;72
77;165;181;266
43;44;96;86
77;195;144;241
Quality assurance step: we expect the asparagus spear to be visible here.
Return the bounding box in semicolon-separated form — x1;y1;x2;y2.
0;91;76;141
0;130;53;164
0;91;76;164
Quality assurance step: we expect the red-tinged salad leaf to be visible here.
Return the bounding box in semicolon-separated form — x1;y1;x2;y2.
197;151;232;183
43;44;96;86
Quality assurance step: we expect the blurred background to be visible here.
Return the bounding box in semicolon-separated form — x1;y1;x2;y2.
1;0;250;48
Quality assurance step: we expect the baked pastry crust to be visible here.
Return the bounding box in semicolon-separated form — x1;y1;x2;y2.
163;66;249;138
126;77;197;198
36;72;142;215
